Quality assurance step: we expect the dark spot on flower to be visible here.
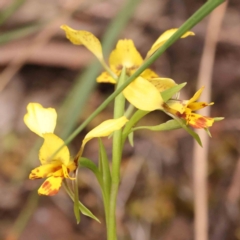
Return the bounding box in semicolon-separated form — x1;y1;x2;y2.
48;189;58;196
30;173;41;179
191;117;207;129
128;65;138;71
177;112;186;119
116;65;123;70
42;180;51;190
52;166;62;173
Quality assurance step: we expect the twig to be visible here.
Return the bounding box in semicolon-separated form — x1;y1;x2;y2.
0;41;93;69
193;2;228;240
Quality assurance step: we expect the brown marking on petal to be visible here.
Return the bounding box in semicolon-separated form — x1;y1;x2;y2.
42;180;51;190
128;65;138;71
201;103;208;108
47;189;59;196
190;117;207;129
52;166;62;173
36;169;39;173
29;173;42;179
116;64;123;70
177;112;186;119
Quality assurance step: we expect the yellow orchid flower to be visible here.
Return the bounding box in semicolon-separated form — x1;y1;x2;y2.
76;116;129;159
24;103;77;196
61;25;194;84
24;103;128;195
61;25;194;111
163;87;214;129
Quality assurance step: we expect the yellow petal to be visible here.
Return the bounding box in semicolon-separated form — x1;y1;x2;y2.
140;69;159;80
67;161;77;172
109;39;143;73
38;176;63;196
188;101;214;111
61;25;103;61
187;113;214;129
188;87;204;104
76;117;128;158
146;29;195;59
148;78;176;92
24;103;57;137
164;100;188;114
97;71;117;84
39;133;70;165
61;164;75;180
83;116;128;147
123;77;164;111
29;162;62;179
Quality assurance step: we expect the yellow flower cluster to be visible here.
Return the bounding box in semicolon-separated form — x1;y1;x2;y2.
61;25;215;129
61;25;194;112
163;87;214;129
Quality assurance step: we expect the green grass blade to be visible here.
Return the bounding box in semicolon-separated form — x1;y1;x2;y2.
0;23;44;45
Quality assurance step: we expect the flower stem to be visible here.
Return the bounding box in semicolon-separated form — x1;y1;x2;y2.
124;104;135;118
122;110;149;144
101;61;118;81
108;68;126;240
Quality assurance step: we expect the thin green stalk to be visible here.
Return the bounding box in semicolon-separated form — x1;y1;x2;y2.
122;110;149;144
108;68;126;240
62;0;224;147
124;104;135;118
101;61;118;80
63;180;73;197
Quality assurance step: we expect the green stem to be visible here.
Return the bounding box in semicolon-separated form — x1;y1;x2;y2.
108;68;126;240
63;180;78;204
124;104;135;118
122;110;149;144
62;0;224;147
79;157;109;223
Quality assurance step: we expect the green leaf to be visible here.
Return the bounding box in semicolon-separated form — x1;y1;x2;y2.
174;117;202;147
74;170;80;224
78;157;102;186
73;188;81;224
98;139;111;197
78;201;100;223
74;197;81;224
161;82;187;102
79;157;99;175
133;119;182;132
128;131;134;147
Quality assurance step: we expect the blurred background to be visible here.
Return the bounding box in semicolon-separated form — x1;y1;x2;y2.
0;0;239;239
